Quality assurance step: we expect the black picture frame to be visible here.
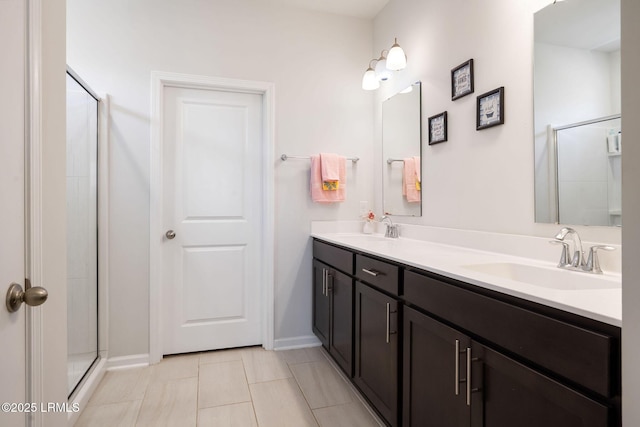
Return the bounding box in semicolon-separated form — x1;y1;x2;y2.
476;87;504;130
428;111;448;145
451;59;474;100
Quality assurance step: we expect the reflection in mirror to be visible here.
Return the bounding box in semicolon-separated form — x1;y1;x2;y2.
66;71;99;395
534;0;620;226
383;81;422;216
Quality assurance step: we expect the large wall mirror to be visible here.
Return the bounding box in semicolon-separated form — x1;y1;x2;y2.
383;81;422;216
534;0;621;226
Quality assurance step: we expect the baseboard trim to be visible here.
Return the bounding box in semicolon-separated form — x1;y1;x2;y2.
106;353;150;371
273;335;322;351
68;357;107;425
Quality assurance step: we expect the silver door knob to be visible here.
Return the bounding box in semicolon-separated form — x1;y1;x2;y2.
165;230;176;239
6;282;48;313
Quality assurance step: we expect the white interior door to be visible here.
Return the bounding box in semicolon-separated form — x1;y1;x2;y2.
162;86;264;355
0;0;26;425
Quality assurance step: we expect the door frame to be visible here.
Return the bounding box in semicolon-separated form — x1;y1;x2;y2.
26;0;44;423
149;71;275;364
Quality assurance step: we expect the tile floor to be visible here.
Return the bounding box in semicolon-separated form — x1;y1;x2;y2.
75;346;383;427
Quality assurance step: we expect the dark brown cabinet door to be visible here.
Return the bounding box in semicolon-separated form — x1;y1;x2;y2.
312;259;330;348
470;341;611;427
403;307;471;427
354;282;399;427
328;268;353;376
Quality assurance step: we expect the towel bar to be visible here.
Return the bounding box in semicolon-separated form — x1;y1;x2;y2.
387;158;405;164
281;154;359;163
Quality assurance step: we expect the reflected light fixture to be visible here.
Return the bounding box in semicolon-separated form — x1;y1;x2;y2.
362;59;380;90
386;38;407;71
399;85;413;94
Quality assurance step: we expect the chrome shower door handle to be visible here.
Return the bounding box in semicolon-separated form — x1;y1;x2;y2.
165;230;176;240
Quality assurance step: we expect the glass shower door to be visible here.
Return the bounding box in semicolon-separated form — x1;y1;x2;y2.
66;70;99;395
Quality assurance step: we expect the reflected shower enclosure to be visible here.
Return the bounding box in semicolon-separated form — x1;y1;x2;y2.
66;70;99;395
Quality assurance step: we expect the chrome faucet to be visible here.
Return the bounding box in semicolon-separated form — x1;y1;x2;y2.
551;228;616;274
554;227;585;267
381;215;399;238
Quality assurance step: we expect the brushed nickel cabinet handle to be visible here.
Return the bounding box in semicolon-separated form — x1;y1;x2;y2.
386;303;391;343
385;303;397;344
467;347;472;406
455;340;460;396
362;268;380;277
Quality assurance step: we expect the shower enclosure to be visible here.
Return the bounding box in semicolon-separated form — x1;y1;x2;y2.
66;69;99;395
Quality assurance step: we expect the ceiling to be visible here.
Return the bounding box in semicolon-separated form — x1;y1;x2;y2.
262;0;389;19
535;0;620;52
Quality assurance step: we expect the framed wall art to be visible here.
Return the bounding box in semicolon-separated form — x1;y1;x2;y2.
476;87;504;130
451;59;474;100
428;111;447;145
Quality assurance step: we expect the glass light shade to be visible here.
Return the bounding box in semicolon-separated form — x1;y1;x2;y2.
386;40;407;71
375;58;392;81
362;68;380;90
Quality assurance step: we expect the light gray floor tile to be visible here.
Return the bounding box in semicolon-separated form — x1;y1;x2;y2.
135;377;198;427
150;353;199;383
290;360;353;409
250;378;318;427
198;360;251;409
241;347;293;384
277;346;325;365
197;402;258;427
313;401;382;427
199;348;244;365
87;368;150;406
75;400;142;427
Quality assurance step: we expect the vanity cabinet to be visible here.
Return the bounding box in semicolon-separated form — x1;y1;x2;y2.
312;238;621;427
354;281;400;427
312;241;354;376
404;269;619;427
403;306;610;427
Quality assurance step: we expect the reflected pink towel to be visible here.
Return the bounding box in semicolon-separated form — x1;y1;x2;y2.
404;157;420;203
311;155;346;203
413;156;421;183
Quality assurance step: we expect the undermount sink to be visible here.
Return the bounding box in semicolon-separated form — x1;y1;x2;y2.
462;262;621;291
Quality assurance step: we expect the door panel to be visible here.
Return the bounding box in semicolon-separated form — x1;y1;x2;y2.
329;268;353;376
354;282;399;427
181;101;246;218
0;0;26;424
471;341;610;427
182;246;245;321
312;260;330;348
162;86;263;354
403;307;470;427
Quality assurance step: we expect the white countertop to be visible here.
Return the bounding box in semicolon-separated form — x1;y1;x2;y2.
311;232;622;327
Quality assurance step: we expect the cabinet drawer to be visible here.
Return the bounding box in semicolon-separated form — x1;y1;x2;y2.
356;254;399;296
404;270;614;397
313;240;354;275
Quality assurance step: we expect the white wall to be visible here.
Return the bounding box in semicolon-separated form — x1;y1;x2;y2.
67;0;374;357
621;0;640;423
373;0;621;245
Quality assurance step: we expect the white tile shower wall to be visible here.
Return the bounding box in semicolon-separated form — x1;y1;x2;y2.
67;0;374;358
372;0;620;245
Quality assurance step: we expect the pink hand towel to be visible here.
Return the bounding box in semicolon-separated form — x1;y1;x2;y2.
311;155;346;203
320;153;340;181
404;158;420;203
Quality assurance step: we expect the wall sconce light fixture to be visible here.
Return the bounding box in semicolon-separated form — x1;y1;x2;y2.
362;38;407;90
